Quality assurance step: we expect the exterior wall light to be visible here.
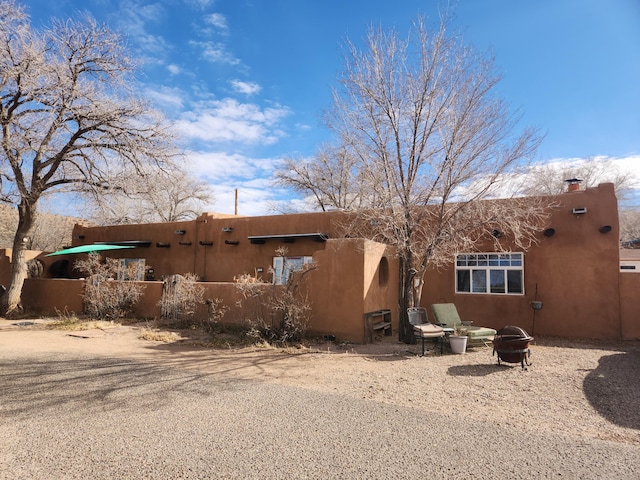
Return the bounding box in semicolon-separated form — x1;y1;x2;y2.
174;230;186;235
222;227;233;232
156;242;170;248
543;228;555;237
599;225;612;234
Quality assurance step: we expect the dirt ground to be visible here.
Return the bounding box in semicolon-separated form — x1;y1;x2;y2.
1;317;639;446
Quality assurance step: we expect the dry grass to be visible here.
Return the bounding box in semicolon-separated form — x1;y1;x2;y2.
47;310;121;331
138;329;183;343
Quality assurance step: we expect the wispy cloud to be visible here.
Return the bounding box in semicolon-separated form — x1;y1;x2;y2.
184;0;216;10
230;80;262;96
144;85;185;112
167;64;181;75
115;1;168;58
190;40;240;65
184;150;282;215
176;98;290;145
204;13;229;33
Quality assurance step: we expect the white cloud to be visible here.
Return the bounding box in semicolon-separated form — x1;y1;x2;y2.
452;155;640;203
176;98;290;145
144;85;185;111
190;40;240;65
205;13;229;33
185;151;278;181
230;80;262;96
116;1;168;58
182;151;281;215
185;0;215;10
167;64;181;75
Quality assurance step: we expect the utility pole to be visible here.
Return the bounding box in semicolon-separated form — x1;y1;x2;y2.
234;188;238;215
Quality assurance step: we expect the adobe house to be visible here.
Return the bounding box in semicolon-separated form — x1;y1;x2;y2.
4;182;640;342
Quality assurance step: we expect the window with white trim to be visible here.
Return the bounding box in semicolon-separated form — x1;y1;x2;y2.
455;253;524;295
272;256;313;285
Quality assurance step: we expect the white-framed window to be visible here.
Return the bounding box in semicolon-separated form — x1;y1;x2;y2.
455;253;524;295
117;258;145;281
272;256;313;285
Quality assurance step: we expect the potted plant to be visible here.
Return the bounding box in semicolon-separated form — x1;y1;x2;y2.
449;323;468;354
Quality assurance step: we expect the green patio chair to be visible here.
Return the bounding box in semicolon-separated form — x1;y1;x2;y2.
431;303;496;347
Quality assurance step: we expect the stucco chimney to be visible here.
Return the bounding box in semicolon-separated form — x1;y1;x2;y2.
565;178;582;192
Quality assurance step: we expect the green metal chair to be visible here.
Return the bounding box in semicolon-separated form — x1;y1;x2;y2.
431;303;496;347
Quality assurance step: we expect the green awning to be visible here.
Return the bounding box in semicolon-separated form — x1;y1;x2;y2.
46;244;135;256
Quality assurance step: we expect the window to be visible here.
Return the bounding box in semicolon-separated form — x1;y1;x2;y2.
272;256;313;285
455;253;523;295
117;258;145;281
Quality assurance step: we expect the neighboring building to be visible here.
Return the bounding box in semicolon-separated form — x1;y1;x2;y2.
4;182;640;342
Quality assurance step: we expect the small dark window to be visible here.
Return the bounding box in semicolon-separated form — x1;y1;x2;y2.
378;257;389;287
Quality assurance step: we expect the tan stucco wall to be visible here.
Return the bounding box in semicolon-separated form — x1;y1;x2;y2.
423;183;623;339
64;211;347;282
306;239;399;342
22;278;84;313
620;273;640;340
0;249;43;287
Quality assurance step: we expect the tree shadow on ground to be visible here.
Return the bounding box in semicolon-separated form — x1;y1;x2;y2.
583;350;640;430
0;353;285;421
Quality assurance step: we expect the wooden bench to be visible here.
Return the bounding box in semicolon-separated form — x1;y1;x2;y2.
364;309;392;342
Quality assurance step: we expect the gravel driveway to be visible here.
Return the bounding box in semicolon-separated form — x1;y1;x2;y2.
0;323;639;479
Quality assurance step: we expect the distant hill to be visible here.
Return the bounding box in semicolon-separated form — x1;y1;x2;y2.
0;204;85;252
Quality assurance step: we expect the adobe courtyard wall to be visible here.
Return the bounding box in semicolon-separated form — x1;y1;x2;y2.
19;237;397;343
306;239;398;343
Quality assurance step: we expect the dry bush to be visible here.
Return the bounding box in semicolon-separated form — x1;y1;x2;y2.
74;255;144;320
158;273;203;326
158;273;228;333
235;251;314;345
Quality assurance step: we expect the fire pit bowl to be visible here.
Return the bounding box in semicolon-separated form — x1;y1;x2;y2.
492;325;533;369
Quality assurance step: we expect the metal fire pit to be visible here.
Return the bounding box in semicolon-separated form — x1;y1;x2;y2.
492;326;533;369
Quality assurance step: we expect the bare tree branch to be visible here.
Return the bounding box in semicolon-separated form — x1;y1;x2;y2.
0;1;179;314
278;14;552;342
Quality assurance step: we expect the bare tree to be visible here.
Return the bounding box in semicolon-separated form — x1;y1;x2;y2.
86;165;214;225
0;1;177;314
521;157;640;244
275;143;372;212
520;157;638;206
0;203;79;251
620;209;640;245
320;15;550;342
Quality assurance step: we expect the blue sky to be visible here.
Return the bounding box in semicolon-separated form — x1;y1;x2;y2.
23;0;640;215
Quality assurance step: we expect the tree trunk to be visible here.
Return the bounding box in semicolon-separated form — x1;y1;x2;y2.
397;256;416;344
0;200;36;316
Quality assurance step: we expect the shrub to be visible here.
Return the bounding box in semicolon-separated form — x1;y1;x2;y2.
235;249;314;345
74;254;144;320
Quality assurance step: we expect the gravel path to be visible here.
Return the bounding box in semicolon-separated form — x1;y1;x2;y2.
0;324;639;479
